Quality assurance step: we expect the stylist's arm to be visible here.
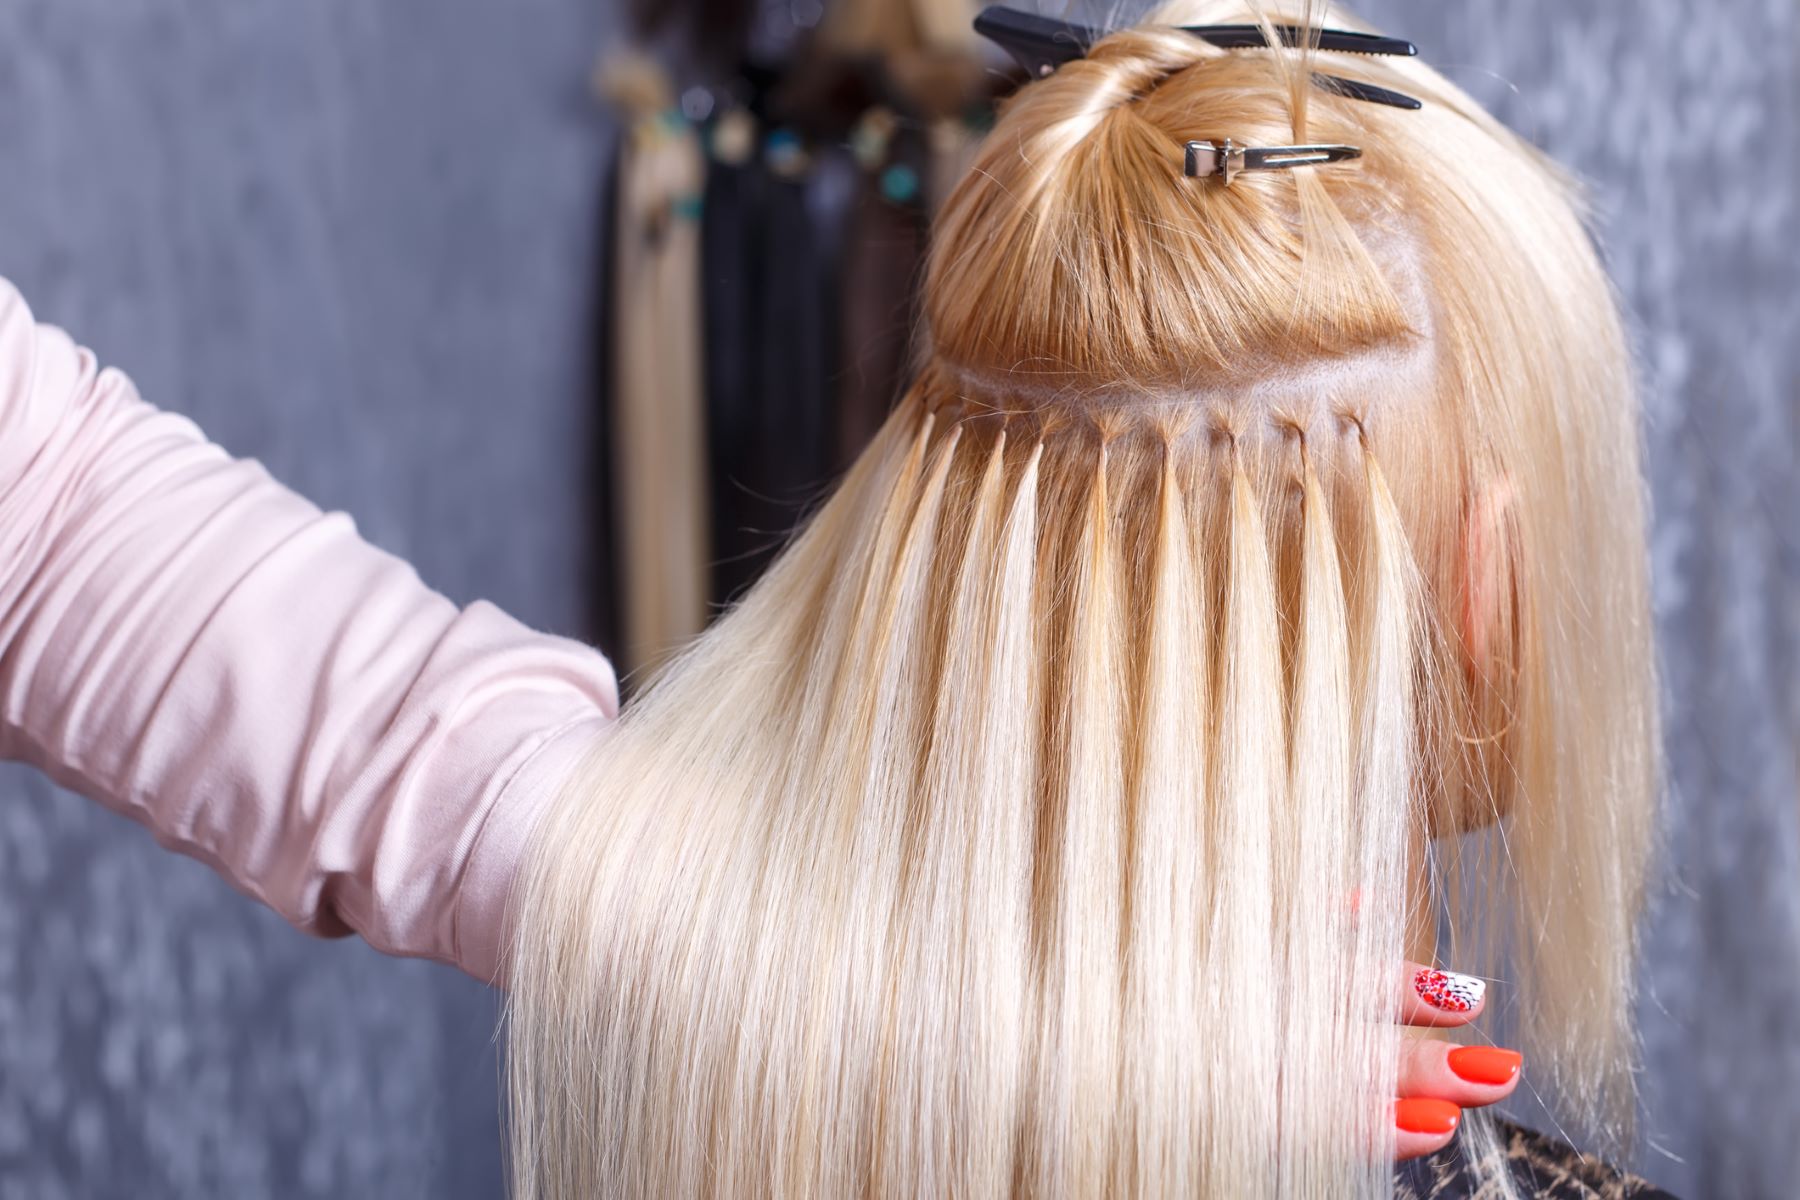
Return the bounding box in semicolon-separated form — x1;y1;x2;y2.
0;277;618;986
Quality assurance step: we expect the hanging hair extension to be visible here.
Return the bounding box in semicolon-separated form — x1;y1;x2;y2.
502;2;1658;1196
598;57;712;678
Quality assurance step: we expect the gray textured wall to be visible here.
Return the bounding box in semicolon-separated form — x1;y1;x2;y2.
0;1;1794;1197
0;1;614;1195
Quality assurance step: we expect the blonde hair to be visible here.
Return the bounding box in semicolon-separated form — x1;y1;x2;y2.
504;3;1658;1196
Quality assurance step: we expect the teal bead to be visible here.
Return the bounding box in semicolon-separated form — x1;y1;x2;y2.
880;163;919;205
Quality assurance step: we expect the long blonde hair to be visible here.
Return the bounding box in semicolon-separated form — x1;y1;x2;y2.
504;3;1658;1195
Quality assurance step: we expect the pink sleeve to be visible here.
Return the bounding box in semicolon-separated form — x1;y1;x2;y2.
0;277;619;986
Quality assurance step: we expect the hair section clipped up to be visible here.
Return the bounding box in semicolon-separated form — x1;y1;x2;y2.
501;2;1658;1197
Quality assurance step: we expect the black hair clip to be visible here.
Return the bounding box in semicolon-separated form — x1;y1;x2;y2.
1182;24;1416;57
972;5;1423;111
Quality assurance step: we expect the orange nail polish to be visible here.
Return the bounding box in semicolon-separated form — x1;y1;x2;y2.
1447;1046;1523;1086
1395;1098;1460;1136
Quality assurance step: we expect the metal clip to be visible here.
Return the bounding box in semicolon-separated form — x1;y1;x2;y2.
1184;138;1362;185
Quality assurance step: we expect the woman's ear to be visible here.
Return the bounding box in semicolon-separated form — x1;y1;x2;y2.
1434;474;1520;840
1459;474;1516;675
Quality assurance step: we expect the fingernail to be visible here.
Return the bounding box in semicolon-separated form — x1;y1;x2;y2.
1447;1046;1522;1086
1414;967;1485;1013
1395;1098;1461;1136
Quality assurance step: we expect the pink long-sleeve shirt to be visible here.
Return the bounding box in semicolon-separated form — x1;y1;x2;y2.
0;276;620;986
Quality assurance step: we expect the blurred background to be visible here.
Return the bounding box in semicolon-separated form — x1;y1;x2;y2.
0;1;1793;1196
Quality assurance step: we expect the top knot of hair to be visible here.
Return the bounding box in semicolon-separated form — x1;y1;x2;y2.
921;20;1408;391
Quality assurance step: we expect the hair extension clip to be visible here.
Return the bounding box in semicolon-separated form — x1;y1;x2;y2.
972;6;1423;111
1184;137;1361;185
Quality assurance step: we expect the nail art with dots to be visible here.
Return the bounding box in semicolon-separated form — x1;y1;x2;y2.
1414;967;1485;1014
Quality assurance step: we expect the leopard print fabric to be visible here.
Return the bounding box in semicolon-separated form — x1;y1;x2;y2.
1395;1120;1681;1199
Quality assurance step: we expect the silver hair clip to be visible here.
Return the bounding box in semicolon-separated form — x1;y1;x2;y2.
1184;138;1361;185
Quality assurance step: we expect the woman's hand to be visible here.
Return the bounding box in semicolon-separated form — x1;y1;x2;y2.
1392;963;1522;1160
